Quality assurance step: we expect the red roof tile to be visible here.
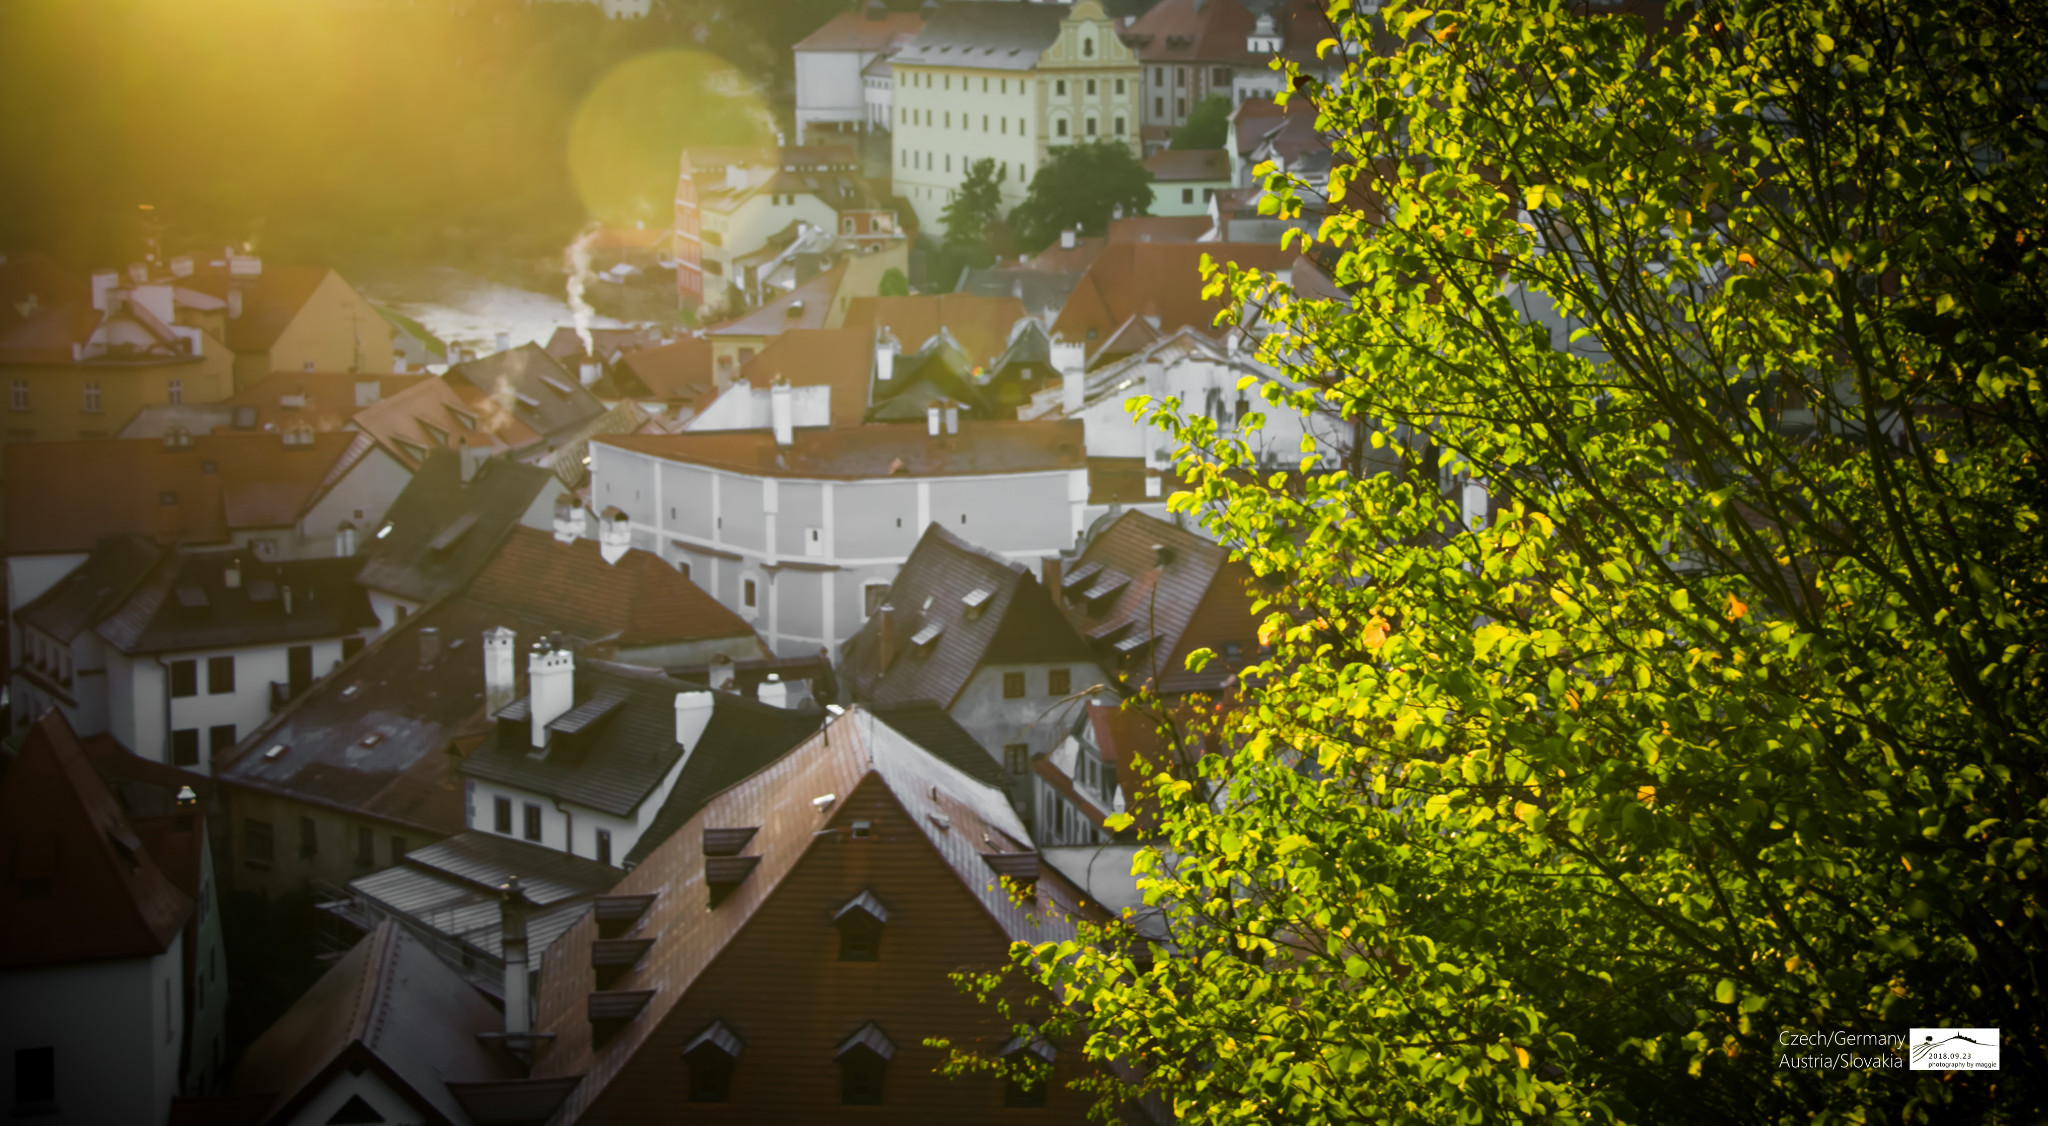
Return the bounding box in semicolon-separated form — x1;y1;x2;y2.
703;264;846;339
0;712;193;970
178;265;336;356
1050;242;1296;353
468;526;758;649
620;338;715;400
841;294;1028;368
352;377;537;470
735;327;875;426
597;417;1085;479
1145;148;1232;181
220;372;428;433
795;8;924;51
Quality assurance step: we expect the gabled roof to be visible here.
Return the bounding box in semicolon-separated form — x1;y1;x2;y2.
443;344;606;445
619;338;715;401
4;431;371;556
352;377;537;470
796;7;925;51
195;265;334;355
214;598;540;834
735;327;876;427
597;418;1084;480
223;371;429;434
842;524;1095;709
702;264;845;339
1050;242;1297;358
92;550;376;656
0;253;98;365
1109;213;1217;244
1064;509;1257;693
227;920;517;1126
542;327;666;365
0;711;194;970
617;695;825;866
955;267;1087;319
843;294;1028;369
896;0;1072;71
355;449;556;604
14;535;168;643
527;709;1068;1113
1119;0;1254;61
868;701;1007;788
467;526;757;651
463;663;819;822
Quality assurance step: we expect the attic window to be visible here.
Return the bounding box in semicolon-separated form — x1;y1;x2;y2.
834;890;889;961
960;587;992;618
1002;1037;1058;1107
851;820;872;840
263;744;288;760
684;1021;743;1103
514;392;541;411
909;621;943;650
448;406;479;431
1061;561;1102;591
836;1023;896;1105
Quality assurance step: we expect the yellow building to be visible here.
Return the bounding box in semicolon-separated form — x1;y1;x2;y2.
890;0;1142;230
156;256;395;388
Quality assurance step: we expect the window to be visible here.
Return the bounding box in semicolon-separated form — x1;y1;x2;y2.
1056;119;1069;137
300;816;318;858
1005;744;1029;775
1153;66;1164;87
356;827;375;867
685;1023;741;1102
1176;66;1187;87
169;659;198;698
81;382;101;413
524;802;543;842
170;728;200;767
1116;78;1126;94
244;819;274;866
209;725;236;755
943;111;950;127
864;583;890;617
207;655;235;694
1049;668;1071;696
743;579;757;608
494;796;512;834
1183;187;1195;204
1155;96;1164;116
1115;115;1126;135
1213;66;1231;86
1083;35;1095;56
1003;671;1027;698
597;829;613;866
837;1027;893;1105
1055;79;1066;96
9;381;27;411
1177;97;1187;116
1086;79;1097;96
391;835;408;860
835;891;887;960
14;1047;55;1111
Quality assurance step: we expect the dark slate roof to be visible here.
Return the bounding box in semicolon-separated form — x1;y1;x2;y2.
869;702;1005;788
348;831;621;963
1067;509;1257;693
15;535;167;643
956;267;1086;319
841;524;1095;709
216;598;552;833
619;696;825;866
462;663;820;822
226;920;518;1126
897;0;1071;71
0;712;194;970
444;343;606;445
355;449;556;604
93;551;377;656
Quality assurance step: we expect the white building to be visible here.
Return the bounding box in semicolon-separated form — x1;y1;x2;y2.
589;411;1090;656
794;2;926;143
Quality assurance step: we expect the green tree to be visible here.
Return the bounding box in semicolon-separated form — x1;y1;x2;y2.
942;157;1006;255
1008;140;1152;252
877;266;910;297
959;1;2048;1122
1170;94;1230;151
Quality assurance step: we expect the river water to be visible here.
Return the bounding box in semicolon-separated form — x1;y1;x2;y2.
352;265;628;356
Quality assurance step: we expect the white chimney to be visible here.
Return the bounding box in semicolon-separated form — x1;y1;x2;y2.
528;640;575;748
674;690;716;759
483;627;518;714
770;379;795;447
599;507;632;565
1054;336;1087;413
708;654;736;692
228;254;262;278
758;674;790;710
500;878;532;1037
874;329;898;382
495;331;511;354
926;402;942;437
579;360;602;386
90;270;118;312
553;495;588;543
1060;228;1077;250
227;289;243;319
942;401;959;435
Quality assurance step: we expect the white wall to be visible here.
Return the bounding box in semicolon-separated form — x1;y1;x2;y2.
279;1064;430;1126
0;934;184;1126
109;638;354;772
795;49;871;135
466;736;694;866
950;661;1103;809
6;554;90;616
298;446;411;560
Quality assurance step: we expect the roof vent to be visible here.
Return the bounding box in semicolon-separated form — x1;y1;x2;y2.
1152;543;1174;567
262;744;288;761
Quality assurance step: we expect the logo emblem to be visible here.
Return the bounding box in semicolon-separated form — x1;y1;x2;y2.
1908;1028;2000;1071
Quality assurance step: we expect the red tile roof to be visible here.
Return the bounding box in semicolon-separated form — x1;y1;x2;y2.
220;372;428;433
1121;0;1256;62
620;338;715;400
351;377;537;470
795;8;924;51
0;712;193;970
1050;242;1297;353
702;265;846;339
1145;148;1232;181
4;431;371;555
176;265;336;356
736;327;875;426
841;294;1028;368
1064;509;1256;693
468;526;758;649
597;417;1085;479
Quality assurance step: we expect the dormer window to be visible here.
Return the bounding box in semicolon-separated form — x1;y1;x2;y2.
836;1024;895;1105
684;1021;742;1102
834;890;888;961
960;587;991;619
1001;1036;1057;1107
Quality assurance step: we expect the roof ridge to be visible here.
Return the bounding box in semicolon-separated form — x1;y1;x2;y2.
352;920;403;1049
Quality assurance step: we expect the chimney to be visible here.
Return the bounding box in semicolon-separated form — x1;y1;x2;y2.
224;559;243;590
708;654;736;692
90;270;118;312
1145;473;1163;498
1054;336;1087;414
877;603;898;670
170;256;194;278
553;495;588;544
528;639;575;749
926;402;941;437
874;329;898;382
770;379;795;447
354;380;382;408
598;506;632;565
483;627;518;714
500;878;532;1037
942;401;959;436
579;360;602;386
227;289;243;319
418;626;442;668
1060;228;1077;250
1041;556;1064;612
674;690;715;757
1112;204;1125;221
495;331;511;354
459;444;491;484
758;673;790;709
127;262;148;284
